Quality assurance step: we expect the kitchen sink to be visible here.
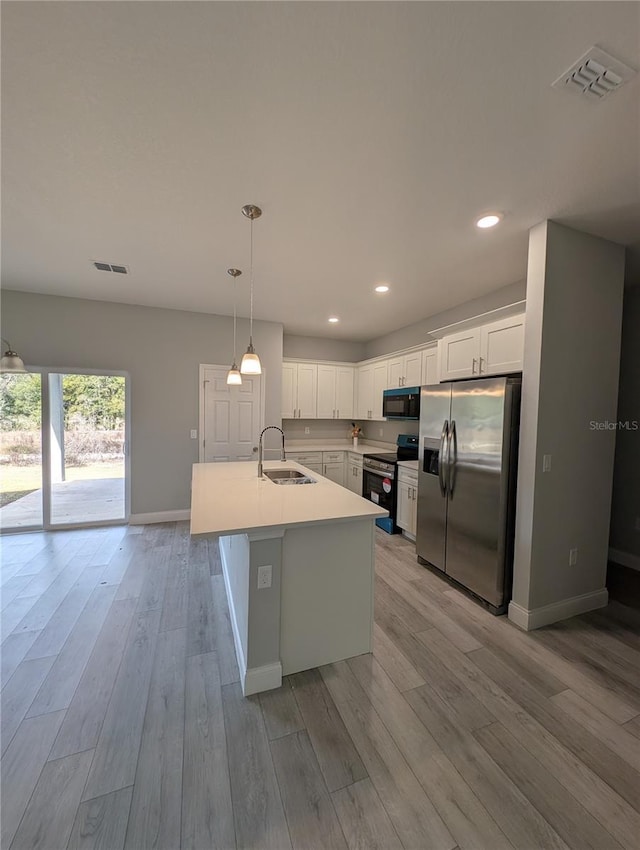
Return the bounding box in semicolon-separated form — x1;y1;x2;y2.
263;469;316;485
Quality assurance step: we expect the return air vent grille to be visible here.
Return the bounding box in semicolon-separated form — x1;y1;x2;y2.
93;261;129;274
552;46;636;100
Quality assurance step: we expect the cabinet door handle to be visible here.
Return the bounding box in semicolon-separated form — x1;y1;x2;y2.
337;409;339;418
472;358;477;374
479;356;485;373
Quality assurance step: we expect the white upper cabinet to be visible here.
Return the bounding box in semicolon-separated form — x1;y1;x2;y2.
387;352;422;388
317;365;354;419
335;367;355;419
439;329;482;381
480;315;525;376
282;362;318;418
421;346;439;385
438;314;525;381
357;361;388;420
356;365;373;420
387;357;404;389
372;361;389;419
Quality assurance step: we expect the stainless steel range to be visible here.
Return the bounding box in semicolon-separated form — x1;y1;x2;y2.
362;434;418;534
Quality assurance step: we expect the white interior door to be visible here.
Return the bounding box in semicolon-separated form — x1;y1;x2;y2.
200;366;264;462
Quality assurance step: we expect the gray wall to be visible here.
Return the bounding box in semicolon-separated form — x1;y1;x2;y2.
1;290;283;516
512;221;625;614
364;280;526;359
283;334;365;362
609;286;640;559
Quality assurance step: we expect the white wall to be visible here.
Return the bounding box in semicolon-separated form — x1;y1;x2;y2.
511;221;625;627
1;290;283;516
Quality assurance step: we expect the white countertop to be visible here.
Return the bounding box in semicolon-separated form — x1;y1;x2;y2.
191;460;388;537
398;460;419;471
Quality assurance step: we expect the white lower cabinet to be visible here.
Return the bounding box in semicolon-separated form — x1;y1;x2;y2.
286;451;323;472
322;451;345;486
346;452;363;494
323;462;345;486
397;467;418;537
287;449;349;487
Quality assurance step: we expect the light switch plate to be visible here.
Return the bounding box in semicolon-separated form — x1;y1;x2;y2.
543;454;552;473
190;429;197;439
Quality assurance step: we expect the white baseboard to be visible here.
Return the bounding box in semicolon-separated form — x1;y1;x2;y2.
243;662;283;696
508;587;609;631
609;548;640;573
129;509;190;525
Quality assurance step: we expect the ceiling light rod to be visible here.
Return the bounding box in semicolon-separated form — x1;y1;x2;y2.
226;268;243;385
240;204;263;375
0;338;27;373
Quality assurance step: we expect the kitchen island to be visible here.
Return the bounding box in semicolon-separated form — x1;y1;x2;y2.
191;460;387;695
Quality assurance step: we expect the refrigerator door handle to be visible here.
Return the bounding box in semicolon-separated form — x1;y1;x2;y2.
438;419;448;496
448;419;458;496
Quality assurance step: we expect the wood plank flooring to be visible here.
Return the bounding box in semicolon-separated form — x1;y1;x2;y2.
1;523;640;850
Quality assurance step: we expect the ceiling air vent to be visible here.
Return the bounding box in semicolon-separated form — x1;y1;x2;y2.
552;46;636;100
93;261;130;274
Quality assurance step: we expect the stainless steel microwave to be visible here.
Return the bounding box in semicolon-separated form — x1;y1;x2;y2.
382;387;421;420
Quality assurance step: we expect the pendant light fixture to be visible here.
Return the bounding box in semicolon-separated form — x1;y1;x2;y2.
240;203;262;375
0;339;27;373
226;268;243;386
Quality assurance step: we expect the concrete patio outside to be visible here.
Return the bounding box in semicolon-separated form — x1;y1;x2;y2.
0;476;125;528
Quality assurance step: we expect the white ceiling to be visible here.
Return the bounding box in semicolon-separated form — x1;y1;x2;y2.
2;1;639;341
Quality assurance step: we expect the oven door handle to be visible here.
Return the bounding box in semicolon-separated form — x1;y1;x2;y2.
438;420;448;497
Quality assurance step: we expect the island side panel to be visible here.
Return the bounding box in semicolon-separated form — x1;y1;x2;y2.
245;533;283;694
219;535;251;676
280;518;375;676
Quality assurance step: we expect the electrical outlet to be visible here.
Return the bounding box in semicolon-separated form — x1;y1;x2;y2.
257;564;272;589
379;428;384;437
543;454;552;473
190;429;197;439
569;548;578;566
304;427;310;435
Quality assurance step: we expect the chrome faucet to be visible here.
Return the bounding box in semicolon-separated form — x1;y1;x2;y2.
258;426;286;478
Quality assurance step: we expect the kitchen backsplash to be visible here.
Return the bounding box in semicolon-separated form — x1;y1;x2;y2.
282;418;416;446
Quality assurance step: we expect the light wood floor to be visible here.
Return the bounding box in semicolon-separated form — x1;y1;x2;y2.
1;523;640;850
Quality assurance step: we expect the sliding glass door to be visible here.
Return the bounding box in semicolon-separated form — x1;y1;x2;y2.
0;372;44;529
0;369;129;532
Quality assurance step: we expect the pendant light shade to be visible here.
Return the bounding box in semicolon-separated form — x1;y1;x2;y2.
0;339;27;373
240;344;261;375
226;366;242;385
226;268;243;386
240;204;262;375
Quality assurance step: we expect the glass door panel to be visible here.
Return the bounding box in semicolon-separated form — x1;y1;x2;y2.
49;374;126;525
0;373;44;530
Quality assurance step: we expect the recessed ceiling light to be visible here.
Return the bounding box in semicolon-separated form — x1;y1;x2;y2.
476;213;503;229
328;317;339;323
375;285;390;293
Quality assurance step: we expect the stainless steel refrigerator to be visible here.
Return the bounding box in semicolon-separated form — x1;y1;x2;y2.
416;376;521;613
